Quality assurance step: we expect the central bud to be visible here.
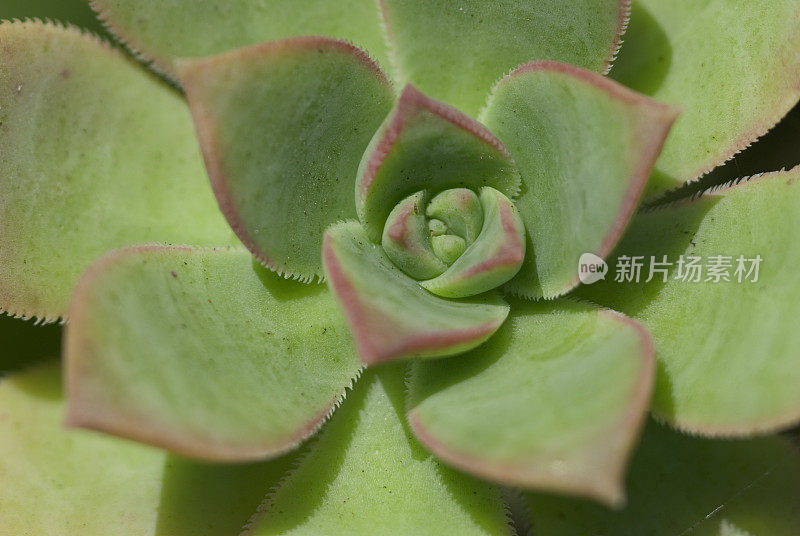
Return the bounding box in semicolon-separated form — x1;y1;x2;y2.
382;186;526;298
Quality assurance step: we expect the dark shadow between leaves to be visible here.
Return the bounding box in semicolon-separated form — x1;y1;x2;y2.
610;2;673;96
252;258;325;301
0;314;61;378
155;451;297;536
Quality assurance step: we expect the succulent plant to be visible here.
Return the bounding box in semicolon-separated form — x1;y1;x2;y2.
2;0;800;535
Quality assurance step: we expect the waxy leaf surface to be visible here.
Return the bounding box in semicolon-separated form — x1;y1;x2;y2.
181;38;394;282
323;222;509;365
91;0;391;75
65;246;362;461
245;367;512;536
523;421;800;535
0;21;234;321
580;168;800;434
408;300;653;506
0;363;297;536
380;0;629;116
481;62;677;299
613;0;800;193
357;85;520;241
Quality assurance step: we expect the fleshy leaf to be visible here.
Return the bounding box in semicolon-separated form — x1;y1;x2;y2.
356;84;520;241
323;221;509;365
382;191;448;280
180;38;394;282
427;188;484;244
408;299;653;506
480;61;678;299
243;366;512;536
421;187;526;298
0;21;235;321
379;0;630;116
579;168;800;434
523;421;800;535
0;363;298;535
65;246;362;461
90;0;391;77
613;0;800;193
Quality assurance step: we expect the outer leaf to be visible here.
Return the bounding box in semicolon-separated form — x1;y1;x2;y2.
323;221;509;365
613;0;800;193
244;366;512;536
90;0;391;77
357;84;520;241
408;300;653;506
380;0;630;117
180;38;394;282
523;421;800;535
480;61;677;299
580;168;800;434
0;363;297;535
65;246;362;461
0;21;235;321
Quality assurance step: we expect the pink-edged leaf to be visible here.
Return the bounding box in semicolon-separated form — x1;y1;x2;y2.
356;84;520;242
65;246;362;461
480;61;678;299
180;37;395;282
322;221;509;365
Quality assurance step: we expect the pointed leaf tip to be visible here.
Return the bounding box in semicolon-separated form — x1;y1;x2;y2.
323;222;509;364
407;300;654;506
180;37;394;282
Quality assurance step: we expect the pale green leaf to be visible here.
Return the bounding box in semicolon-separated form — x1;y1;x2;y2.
523;421;800;536
0;21;235;321
612;0;800;193
408;299;653;506
90;0;391;76
244;366;512;536
323;221;509;364
579;168;800;434
481;61;677;299
0;362;297;536
180;38;394;282
65;246;362;461
356;84;520;242
380;0;629;116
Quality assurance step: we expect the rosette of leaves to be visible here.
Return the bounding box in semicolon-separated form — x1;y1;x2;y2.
2;0;800;535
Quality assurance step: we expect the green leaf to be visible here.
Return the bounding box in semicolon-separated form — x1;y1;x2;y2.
408;299;653;506
357;85;520;242
579;168;800;434
612;0;800;193
180;38;394;282
65;246;362;461
90;0;391;77
244;366;512;536
421;187;526;298
380;0;629;117
522;421;800;535
323;221;509;364
0;21;235;321
0;362;298;535
480;61;677;299
0;314;60;374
